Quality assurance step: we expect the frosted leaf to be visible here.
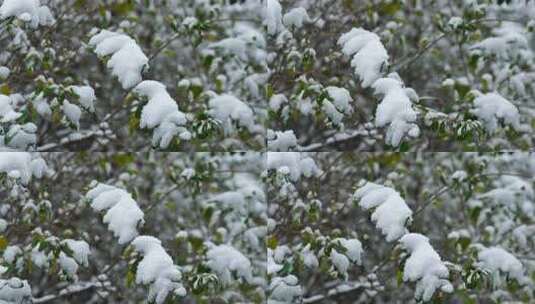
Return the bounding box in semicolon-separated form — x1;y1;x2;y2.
338;28;389;88
208;94;255;134
267;129;297;151
471;92;520;133
88;30;148;89
206;244;253;285
354;182;412;241
86;183;145;244
131;236;186;303
399;233;453;302
133;81;189;148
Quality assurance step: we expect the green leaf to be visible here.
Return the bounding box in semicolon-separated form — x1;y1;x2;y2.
126;267;135;288
396;268;403;286
0;84;10;95
0;236;7;250
267;236;278;250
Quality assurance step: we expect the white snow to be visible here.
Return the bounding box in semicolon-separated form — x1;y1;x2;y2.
322;86;353;126
471;22;528;58
208;94;255;134
326;86;352;114
372;76;420;147
353;182;413;241
269;275;302;303
0;67;10;79
131;236;186;303
0;95;22;123
267;248;284;275
86;183;145;244
62;100;82;129
58;252;79;279
478;175;533;213
335;238;363;264
265;0;284;36
338;28;420;147
0;219;6;233
477;247;524;283
0;0;54;28
3;246;21;264
70;85;96;112
207;191;248;215
399;233;453;302
330;249;350;276
267;129;297;151
133;80;190;148
0;152;47;184
0;278;32;303
451;170;468;182
5;123;37;150
89;30;149;89
300;245;319;269
283;7;310;29
63;239;90;267
471;92;520;133
206;244;253;285
267;152;321;181
338;28;389;88
448;17;463;30
208;24;266;64
32;93;52;118
269;94;287;112
30;247;48;268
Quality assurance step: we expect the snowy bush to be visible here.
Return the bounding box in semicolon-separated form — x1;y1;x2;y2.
0;152;266;303
267;0;535;150
267;152;535;303
0;0;266;151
